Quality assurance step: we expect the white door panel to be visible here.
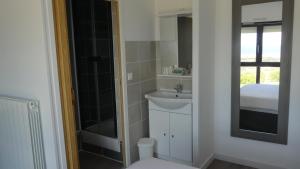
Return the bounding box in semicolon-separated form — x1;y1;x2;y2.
170;113;192;162
149;110;170;156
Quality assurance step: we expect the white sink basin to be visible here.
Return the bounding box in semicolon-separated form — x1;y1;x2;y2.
145;91;192;109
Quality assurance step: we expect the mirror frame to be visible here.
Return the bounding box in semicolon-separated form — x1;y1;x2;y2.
231;0;294;144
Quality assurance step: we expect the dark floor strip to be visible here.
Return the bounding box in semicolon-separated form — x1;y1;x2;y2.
79;151;255;169
207;159;257;169
79;151;123;169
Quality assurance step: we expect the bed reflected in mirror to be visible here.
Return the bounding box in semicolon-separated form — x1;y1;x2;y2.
232;0;294;144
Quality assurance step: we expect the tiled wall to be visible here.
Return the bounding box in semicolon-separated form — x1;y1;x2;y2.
125;41;157;162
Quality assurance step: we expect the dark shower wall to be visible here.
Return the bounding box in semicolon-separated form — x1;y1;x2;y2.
71;0;117;135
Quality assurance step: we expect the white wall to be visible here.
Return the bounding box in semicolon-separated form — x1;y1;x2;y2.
213;1;300;169
195;0;215;168
0;0;64;169
119;0;156;41
155;0;192;14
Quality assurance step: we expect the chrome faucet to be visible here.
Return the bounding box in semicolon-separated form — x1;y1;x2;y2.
174;84;183;93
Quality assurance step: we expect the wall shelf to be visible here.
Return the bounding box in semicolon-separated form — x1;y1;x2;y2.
158;8;192;17
157;74;192;78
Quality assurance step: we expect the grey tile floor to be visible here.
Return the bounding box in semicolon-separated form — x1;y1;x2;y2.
207;159;256;169
79;151;255;169
80;151;123;169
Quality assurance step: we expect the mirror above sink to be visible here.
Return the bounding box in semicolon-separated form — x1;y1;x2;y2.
155;11;193;97
156;13;193;77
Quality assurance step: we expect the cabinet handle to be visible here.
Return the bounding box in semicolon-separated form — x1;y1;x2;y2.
163;133;166;136
171;135;175;138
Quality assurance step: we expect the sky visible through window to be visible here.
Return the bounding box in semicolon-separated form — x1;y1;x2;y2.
240;26;281;87
263;26;282;62
241;27;257;62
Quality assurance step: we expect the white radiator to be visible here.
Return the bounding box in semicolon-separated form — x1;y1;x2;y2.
0;96;46;169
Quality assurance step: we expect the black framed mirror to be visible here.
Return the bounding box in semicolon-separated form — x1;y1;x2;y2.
231;0;294;144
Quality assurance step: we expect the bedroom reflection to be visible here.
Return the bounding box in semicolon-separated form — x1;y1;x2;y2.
239;1;282;134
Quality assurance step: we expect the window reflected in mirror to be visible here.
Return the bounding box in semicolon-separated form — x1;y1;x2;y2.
239;1;282;134
232;0;294;144
241;27;257;63
262;26;282;62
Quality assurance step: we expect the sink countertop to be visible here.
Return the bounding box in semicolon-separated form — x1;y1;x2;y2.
145;91;192;104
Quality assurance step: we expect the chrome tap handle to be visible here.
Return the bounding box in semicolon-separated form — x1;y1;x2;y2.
174;84;183;93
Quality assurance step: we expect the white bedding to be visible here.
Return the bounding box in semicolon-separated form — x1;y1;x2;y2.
128;158;197;169
240;84;279;114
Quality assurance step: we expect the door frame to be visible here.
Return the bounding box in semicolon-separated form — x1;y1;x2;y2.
52;0;79;168
51;0;127;168
111;0;128;165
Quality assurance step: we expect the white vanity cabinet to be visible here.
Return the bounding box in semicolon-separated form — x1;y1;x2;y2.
149;101;192;163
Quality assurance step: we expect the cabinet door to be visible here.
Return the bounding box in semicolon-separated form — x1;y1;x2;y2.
149;110;170;156
170;113;192;162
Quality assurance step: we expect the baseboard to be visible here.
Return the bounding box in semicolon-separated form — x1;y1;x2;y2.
214;153;284;169
200;154;214;169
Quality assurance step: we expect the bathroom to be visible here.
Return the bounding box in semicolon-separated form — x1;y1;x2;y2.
64;0;297;168
1;0;299;169
93;0;296;168
66;0;195;167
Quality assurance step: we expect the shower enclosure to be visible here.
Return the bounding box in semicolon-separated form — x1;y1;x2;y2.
67;0;121;160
